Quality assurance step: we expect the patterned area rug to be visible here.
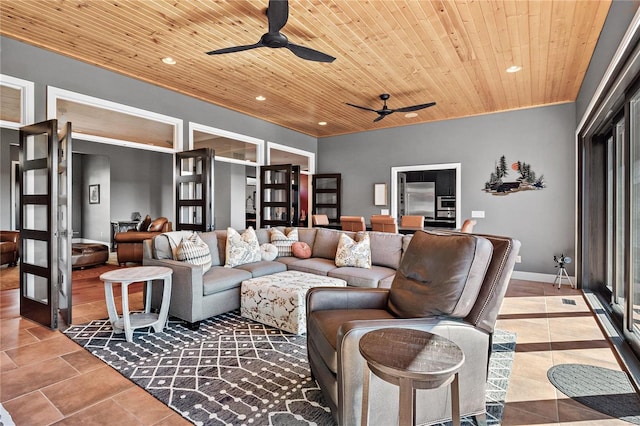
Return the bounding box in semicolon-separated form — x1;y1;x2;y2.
64;312;516;426
547;364;640;424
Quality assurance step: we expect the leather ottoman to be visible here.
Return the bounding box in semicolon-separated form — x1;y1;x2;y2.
72;243;109;269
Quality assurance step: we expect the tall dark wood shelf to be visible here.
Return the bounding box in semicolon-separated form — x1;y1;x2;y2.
312;173;341;224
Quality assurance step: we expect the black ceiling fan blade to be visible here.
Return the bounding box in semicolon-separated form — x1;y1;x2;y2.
393;101;437;113
346;103;378;112
267;0;289;33
373;114;389;122
206;42;263;55
286;43;336;63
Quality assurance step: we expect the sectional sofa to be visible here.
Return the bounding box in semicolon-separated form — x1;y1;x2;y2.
142;226;411;328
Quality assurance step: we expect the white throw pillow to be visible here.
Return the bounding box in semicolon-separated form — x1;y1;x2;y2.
269;228;299;257
176;232;212;273
335;232;371;268
225;227;261;268
260;243;278;261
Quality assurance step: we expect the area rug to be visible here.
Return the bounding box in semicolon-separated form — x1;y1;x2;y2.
547;363;640;424
64;312;516;426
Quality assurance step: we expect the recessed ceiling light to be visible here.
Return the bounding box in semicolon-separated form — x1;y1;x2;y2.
255;95;266;101
318;121;327;126
404;112;418;118
506;65;522;73
162;57;176;65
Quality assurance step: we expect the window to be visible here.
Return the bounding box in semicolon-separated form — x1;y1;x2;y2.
0;74;34;129
47;87;182;152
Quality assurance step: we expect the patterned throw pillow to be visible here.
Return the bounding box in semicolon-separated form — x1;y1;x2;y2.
335;232;371;268
176;232;212;273
225;227;261;268
270;228;299;257
291;241;312;259
260;243;278;261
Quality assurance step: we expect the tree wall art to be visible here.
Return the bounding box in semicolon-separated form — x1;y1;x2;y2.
483;155;546;195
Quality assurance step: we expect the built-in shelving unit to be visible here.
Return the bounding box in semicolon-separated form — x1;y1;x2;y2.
312;174;341;224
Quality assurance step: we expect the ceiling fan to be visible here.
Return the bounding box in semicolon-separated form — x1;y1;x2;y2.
347;94;436;122
206;0;336;63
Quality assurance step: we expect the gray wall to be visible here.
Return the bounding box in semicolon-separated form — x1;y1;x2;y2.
318;103;576;275
82;153;110;243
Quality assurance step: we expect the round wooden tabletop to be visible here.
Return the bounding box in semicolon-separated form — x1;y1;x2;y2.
359;327;464;386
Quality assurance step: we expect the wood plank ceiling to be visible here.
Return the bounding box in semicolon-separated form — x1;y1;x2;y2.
0;0;611;138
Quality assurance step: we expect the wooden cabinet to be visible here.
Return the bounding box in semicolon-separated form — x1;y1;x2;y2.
312;174;341;224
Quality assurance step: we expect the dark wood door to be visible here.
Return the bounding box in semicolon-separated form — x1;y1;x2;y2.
312;173;341;224
175;148;214;232
260;164;300;227
19;120;65;328
57;122;73;328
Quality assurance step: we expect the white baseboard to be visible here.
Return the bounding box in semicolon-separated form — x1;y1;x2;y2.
71;238;110;246
511;270;575;284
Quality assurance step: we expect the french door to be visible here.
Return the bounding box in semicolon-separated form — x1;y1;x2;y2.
260;164;300;228
19;119;72;329
175;148;214;232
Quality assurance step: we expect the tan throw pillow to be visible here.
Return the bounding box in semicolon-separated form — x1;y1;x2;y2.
176;232;212;273
291;241;312;259
225;227;261;268
335;232;371;268
270;228;299;257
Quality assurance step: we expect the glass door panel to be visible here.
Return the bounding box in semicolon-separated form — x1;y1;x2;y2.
175;148;214;231
630;86;640;335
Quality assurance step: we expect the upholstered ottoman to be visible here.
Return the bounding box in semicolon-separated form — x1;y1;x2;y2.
72;243;109;269
241;271;346;334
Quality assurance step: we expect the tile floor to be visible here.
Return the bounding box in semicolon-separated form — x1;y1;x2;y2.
0;277;633;425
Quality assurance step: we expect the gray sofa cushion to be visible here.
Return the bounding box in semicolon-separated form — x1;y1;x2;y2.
198;231;221;266
388;231;493;318
203;266;251;296
288;257;337;276
367;231;404;269
313;228;354;260
235;260;286;277
297;227;317;248
328;265;396;288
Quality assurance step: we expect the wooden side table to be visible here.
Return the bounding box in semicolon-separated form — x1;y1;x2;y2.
359;327;465;426
100;266;173;342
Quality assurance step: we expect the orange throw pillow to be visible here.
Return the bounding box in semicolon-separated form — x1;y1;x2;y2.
291;241;312;259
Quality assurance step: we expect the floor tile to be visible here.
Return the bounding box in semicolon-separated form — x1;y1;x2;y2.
1;356;79;402
112;386;177;425
4;333;81;367
41;365;134;415
50;398;143;426
2;390;64;425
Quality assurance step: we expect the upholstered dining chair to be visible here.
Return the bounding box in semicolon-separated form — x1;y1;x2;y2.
312;214;330;227
461;219;477;233
370;215;398;233
340;215;366;232
306;230;521;426
400;215;424;229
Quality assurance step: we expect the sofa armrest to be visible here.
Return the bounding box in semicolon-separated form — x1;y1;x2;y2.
306;287;389;314
143;257;205;322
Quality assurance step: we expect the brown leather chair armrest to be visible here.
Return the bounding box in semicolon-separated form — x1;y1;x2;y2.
0;231;20;244
306;287;389;314
115;231;164;244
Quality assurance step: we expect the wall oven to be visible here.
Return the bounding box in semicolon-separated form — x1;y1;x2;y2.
437;196;456;210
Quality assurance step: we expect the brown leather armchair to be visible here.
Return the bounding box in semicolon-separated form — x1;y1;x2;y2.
306;230;520;425
0;231;20;267
115;217;172;266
